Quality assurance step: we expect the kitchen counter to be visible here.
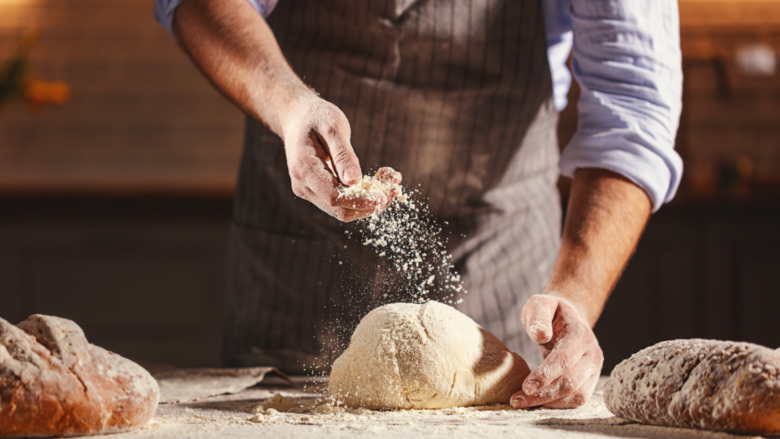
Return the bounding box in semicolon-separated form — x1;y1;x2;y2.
102;374;768;439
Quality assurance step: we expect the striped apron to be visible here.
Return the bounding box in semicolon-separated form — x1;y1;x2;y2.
224;0;561;373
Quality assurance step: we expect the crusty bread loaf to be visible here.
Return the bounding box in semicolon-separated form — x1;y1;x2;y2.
604;339;780;435
0;315;159;437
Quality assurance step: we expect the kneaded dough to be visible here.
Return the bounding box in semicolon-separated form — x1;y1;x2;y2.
328;301;530;409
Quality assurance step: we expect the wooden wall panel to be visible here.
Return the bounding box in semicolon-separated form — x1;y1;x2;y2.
0;0;245;195
676;2;780;198
679;0;780;29
3;0;779;198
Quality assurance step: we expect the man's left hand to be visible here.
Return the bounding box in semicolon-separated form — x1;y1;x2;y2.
510;294;604;409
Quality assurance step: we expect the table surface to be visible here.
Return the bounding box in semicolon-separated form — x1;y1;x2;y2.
102;376;767;439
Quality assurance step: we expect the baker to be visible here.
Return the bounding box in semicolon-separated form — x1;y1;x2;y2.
155;0;682;409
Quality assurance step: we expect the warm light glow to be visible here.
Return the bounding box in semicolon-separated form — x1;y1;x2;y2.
679;0;780;27
0;0;40;29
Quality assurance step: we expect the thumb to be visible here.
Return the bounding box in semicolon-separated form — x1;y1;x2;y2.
318;127;362;186
521;295;557;344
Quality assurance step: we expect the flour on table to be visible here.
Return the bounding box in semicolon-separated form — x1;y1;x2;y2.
249;392;612;428
99;380;761;439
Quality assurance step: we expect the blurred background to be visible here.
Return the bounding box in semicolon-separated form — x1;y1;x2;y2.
1;0;779;371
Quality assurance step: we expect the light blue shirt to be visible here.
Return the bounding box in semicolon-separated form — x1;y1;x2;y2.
156;0;683;212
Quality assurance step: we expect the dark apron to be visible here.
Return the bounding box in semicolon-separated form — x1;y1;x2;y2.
224;0;561;373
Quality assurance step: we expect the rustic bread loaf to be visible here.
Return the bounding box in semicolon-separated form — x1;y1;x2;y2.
0;314;159;437
604;339;780;435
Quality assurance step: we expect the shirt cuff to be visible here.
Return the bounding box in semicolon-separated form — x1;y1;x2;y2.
154;0;277;37
559;127;683;212
154;0;183;37
560;0;684;212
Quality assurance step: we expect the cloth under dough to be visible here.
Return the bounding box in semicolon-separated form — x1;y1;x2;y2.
328;301;530;409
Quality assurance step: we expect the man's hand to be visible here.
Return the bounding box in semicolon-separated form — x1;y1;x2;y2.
508;168;651;410
510;294;603;409
172;0;400;222
281;97;400;222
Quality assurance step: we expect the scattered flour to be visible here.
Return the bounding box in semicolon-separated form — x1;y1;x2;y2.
248;392;611;429
101;383;762;439
242;387;761;438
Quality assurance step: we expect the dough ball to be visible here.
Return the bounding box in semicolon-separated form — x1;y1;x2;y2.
328;301;530;409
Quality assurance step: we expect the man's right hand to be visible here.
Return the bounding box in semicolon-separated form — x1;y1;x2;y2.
281;97;397;222
173;0;397;221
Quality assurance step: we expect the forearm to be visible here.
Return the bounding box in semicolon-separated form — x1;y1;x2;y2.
172;0;312;138
544;168;651;326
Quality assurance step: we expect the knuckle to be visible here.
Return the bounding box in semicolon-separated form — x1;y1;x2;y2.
556;352;570;371
595;346;605;362
288;166;305;183
324;124;340;138
569;324;586;339
290;184;306;199
328;104;349;123
332;149;354;166
559;377;575;393
316;103;349;127
529;294;556;313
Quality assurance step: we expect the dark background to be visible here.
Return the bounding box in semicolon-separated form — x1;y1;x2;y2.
2;0;779;372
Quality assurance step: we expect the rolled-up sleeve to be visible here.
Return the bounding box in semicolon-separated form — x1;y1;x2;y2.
154;0;279;36
558;0;683;212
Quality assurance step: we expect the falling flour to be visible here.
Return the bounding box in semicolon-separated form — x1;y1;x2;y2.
298;172;469;376
340;172;465;305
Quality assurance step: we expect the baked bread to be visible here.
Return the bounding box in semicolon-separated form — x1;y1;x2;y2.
604;339;780;435
0;314;159;437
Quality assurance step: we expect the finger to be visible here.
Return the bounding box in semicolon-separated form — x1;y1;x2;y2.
304;171;387;218
376;166;402;185
315;205;374;223
540;371;600;409
539;390;586;409
512;355;591;408
317;127;361;186
334;168;401;211
523;330;587;395
291;182;316;201
300;179;377;222
334;207;375;222
521;295;557;345
334;190;387;211
290;136;394;218
293;139;377;210
389;185;403;199
310;177;385;213
375;167;402;207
